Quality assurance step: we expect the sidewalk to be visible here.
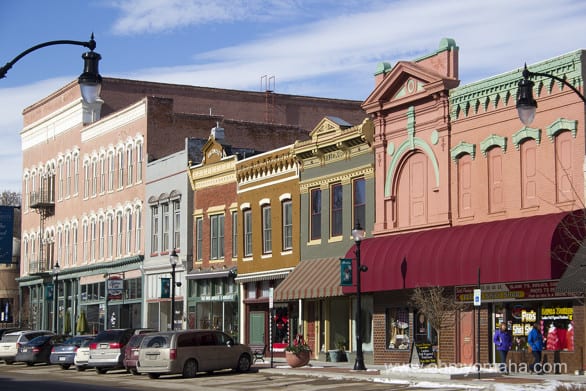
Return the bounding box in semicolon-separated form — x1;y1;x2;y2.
254;358;586;390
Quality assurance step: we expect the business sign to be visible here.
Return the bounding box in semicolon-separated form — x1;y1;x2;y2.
340;258;353;286
107;277;124;300
0;206;14;265
161;278;171;298
455;280;573;302
473;289;481;306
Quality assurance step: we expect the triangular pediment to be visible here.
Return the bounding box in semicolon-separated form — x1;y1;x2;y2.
201;137;225;165
362;61;457;112
308;116;352;140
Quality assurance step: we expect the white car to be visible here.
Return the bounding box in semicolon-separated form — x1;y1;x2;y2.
0;330;54;364
74;337;94;371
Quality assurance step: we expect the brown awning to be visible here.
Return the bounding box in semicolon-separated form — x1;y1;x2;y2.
274;258;343;301
556;244;586;294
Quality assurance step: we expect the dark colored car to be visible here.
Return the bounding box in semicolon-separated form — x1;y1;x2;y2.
50;335;95;369
123;333;151;375
15;334;68;366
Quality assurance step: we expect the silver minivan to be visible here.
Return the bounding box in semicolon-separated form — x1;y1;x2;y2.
137;330;252;379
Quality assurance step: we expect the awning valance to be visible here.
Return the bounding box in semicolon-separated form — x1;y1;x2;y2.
343;210;585;294
274;258;343;301
556;244;586;294
187;267;236;280
234;268;293;284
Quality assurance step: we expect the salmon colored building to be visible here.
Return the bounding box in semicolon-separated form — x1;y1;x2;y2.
344;39;586;372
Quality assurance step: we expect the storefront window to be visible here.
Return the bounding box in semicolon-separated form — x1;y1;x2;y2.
386;308;410;350
414;311;437;345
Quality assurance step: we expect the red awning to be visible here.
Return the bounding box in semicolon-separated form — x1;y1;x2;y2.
343;210;585;294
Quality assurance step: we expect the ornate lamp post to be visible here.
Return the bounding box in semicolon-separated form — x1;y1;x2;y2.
0;34;102;103
516;63;586;125
169;249;179;330
52;262;60;333
351;222;368;371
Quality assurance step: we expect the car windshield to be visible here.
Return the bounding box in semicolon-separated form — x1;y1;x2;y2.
1;335;20;343
93;330;128;342
63;336;90;345
80;338;94;348
27;335;51;345
142;335;171;348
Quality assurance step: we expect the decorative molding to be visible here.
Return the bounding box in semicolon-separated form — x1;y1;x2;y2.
546;118;577;141
81;100;147;142
299;165;374;193
480;134;507;157
512;127;541;150
450;142;476;162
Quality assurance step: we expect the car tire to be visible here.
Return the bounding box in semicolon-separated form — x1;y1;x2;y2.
76;365;86;372
235;354;251;372
60;364;71;370
96;368;108;374
26;362;33;367
130;368;139;376
5;359;13;365
148;373;160;379
182;359;198;378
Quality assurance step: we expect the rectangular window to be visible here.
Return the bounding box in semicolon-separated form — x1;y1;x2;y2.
90;221;96;262
72;225;78;263
386;308;410;350
58;162;63;201
262;205;272;254
353;177;366;228
135;209;142;252
282;200;292;251
107;215;114;258
99;218;105;259
210;214;225;259
108;154;115;191
173;200;180;249
310;188;321;240
117;150;124;189
116;213;123;256
136;143;143;182
83;163;90;199
83;222;89;263
195;217;203;261
244;209;252;256
126;211;132;254
92;160;98;196
100;157;106;194
64;228;70;266
73;155;79;195
65;157;71;197
151;206;159;253
331;183;343;237
162;203;169;251
127;148;133;186
231;211;238;258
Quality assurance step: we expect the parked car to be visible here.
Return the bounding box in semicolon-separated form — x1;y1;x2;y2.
15;334;68;366
123;331;156;375
74;337;95;371
50;335;95;369
0;328;23;339
136;330;252;379
0;330;53;364
88;329;149;374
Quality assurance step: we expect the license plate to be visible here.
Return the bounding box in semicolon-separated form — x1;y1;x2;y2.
59;356;66;361
146;354;158;360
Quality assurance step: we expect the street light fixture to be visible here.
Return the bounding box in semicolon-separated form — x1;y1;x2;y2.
516;63;586;126
52;262;60;333
169;249;179;331
0;34;102;104
351;222;368;371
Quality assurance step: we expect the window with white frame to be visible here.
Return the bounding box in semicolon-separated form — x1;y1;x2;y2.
282;200;292;251
231;211;238;258
136;142;143;182
151;206;159;253
64;226;70;266
195;216;203;261
82;221;89;263
90;219;97;262
73;154;79;195
108;152;115;192
310;188;321;240
162;203;169;251
244;209;252;257
99;217;105;259
135;207;142;252
116;212;123;256
65;156;71;198
117;149;124;189
173;200;180;249
126;148;133;186
72;224;78;263
92;159;98;197
57;229;62;263
99;156;106;194
107;214;114;258
353;177;366;228
125;209;132;254
246;282;256;299
58;161;64;201
330;182;343;237
83;161;90;199
210;214;225;259
262;205;271;254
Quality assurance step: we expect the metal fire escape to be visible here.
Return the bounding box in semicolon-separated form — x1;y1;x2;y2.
29;174;55;274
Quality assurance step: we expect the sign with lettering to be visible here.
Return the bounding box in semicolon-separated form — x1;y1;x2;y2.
340;258;353;286
455;280;573;302
409;342;437;367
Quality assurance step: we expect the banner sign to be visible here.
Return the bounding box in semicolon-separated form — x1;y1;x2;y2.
161;278;170;298
455;280;572;302
0;206;14;264
340;258;353;286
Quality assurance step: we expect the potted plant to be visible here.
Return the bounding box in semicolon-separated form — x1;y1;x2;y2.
328;339;348;362
285;334;311;368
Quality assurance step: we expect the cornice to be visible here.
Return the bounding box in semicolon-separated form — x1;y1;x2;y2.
81;100;147;142
299;165;374;193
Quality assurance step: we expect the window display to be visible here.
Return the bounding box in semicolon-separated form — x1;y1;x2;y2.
386;308;410;350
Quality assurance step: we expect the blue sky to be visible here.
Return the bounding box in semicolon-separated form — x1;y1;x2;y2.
1;0;586;192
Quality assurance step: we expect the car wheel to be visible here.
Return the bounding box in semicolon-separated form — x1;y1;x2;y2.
60;364;71;370
182;359;198;378
130;368;139;376
96;368;108;374
26;362;33;367
235;354;251;372
5;359;13;365
148;373;160;379
76;365;86;372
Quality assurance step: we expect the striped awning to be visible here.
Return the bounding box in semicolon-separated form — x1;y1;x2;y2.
274;258;343;301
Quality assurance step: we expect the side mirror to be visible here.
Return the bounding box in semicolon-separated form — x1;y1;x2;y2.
226;339;233;347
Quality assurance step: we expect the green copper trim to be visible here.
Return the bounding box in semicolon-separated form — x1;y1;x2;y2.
450;142;476;162
512;127;541;150
374;61;392;76
480;134;507;157
414;37;458;63
546;118;577;141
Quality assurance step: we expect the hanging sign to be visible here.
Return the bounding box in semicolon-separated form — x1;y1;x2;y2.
340;258;353;286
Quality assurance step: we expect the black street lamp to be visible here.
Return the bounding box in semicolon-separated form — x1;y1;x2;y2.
52;262;60;333
516;63;586;126
351;222;368;371
0;34;102;103
169;249;179;331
